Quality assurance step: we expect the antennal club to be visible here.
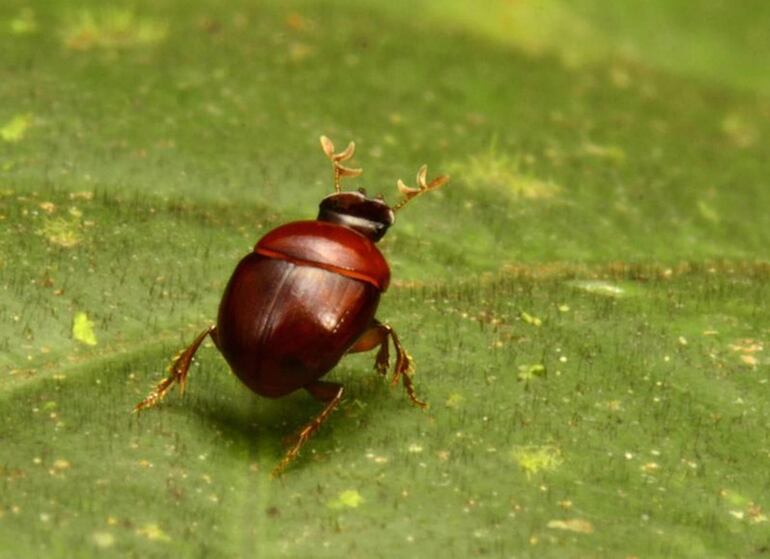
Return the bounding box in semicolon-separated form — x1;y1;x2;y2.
320;135;363;193
393;165;449;211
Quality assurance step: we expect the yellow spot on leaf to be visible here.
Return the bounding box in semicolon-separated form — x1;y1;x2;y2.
520;311;542;326
39;218;82;248
73;312;98;346
568;280;625;297
287;42;314;62
511;445;562;478
445;393;464;409
740;354;758;367
136;523;171;542
425;0;600;68
10;9;38;35
517;364;546;384
721;113;758;148
721;489;749;508
747;504;768;524
547;518;594;534
63;9;167;51
52;459;71;471
450;148;560;200
91;531;115;548
581;142;626;163
39;202;56;214
69;191;94;201
604;400;623;412
729;340;763;366
697;200;720;223
609;66;632;89
729;340;763;354
285;12;313;32
1;114;32;143
328;489;364;509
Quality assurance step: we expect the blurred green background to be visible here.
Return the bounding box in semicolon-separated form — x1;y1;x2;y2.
1;1;768;557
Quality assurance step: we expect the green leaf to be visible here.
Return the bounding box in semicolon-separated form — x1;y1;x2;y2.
1;1;769;557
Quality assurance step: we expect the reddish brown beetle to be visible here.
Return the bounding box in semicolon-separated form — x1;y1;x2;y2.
134;136;448;476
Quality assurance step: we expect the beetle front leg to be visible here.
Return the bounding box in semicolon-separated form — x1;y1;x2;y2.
272;380;344;477
133;325;217;413
349;320;427;409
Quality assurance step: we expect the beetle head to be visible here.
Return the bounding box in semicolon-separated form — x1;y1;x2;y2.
317;136;448;241
317;189;394;242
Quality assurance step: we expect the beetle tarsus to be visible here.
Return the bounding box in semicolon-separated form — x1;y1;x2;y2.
374;339;390;376
349;320;427;408
133;376;176;413
132;325;216;413
271;381;345;477
391;349;427;409
382;326;427;409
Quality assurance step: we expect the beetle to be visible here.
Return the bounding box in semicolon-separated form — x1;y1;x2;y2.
134;136;448;476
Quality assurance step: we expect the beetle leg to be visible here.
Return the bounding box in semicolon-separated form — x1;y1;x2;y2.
349;320;427;409
133;325;217;413
272;381;344;477
348;323;389;375
386;325;427;409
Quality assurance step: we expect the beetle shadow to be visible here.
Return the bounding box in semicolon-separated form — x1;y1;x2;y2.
188;392;317;454
175;370;390;468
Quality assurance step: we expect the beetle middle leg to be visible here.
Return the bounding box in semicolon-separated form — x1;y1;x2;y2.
133;325;217;413
348;320;427;409
272;380;344;477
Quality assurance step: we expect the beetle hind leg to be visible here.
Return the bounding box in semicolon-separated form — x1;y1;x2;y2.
272;381;344;477
387;327;426;409
133;325;217;413
349;322;390;376
349;320;427;409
